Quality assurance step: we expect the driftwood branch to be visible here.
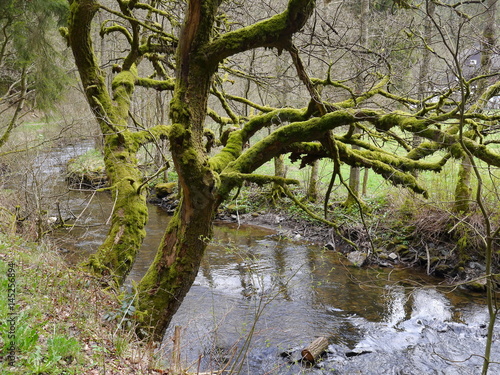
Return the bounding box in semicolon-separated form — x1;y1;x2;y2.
301;336;329;362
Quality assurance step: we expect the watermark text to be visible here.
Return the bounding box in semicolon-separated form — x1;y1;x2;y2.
6;261;17;366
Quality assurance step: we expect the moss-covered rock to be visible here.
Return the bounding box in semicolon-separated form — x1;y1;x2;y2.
465;278;487;292
154;182;177;198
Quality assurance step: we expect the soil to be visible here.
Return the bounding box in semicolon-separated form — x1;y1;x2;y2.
215;210;335;246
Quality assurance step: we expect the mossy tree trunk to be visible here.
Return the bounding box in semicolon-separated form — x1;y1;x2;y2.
67;0;157;285
134;0;316;340
453;155;473;213
134;0;222;339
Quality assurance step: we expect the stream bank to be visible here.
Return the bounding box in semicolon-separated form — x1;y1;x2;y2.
30;142;500;374
152;185;493;294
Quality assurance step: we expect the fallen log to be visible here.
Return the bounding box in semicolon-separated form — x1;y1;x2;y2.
301;336;329;362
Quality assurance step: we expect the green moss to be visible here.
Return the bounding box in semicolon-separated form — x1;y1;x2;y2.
111;66;138;117
453;157;473;213
456;234;471;266
154;182;177;198
135;77;175;90
205;0;313;61
77;138;149;286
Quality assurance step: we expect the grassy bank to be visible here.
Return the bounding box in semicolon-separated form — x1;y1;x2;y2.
0;234;166;375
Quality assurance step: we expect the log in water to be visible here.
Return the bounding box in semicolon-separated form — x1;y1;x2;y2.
301;336;329;362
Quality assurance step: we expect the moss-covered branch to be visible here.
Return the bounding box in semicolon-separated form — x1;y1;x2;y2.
221;110;357;179
100;21;132;44
220;172;299;191
208;107;308;172
332;75;390;109
134;1;181;27
130;124;171;147
225;94;276;113
374;111;500;166
467;79;500;113
205;0;315;64
207;108;233;126
135;77;175;91
285;140;434;196
98;3;173;40
211;84;240;124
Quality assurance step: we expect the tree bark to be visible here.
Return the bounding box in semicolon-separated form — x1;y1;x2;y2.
306;160;319;202
453;155;473;213
271;155;287;203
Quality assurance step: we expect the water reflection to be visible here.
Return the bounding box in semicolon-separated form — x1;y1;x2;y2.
157;228;497;374
48;187;498;374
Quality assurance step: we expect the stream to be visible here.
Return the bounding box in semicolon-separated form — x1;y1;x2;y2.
24;143;500;374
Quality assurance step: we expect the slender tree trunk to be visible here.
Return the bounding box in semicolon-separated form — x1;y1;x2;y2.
271;155;287;203
414;1;435;149
453;155;473;213
361;167;368;196
306;160;319;202
343;0;368;207
344;144;361;206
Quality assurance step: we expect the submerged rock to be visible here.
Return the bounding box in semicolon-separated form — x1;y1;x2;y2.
346;251;368;267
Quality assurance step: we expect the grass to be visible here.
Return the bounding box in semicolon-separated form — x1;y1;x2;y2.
253;148;500;214
66;149;106;176
0;234;167;375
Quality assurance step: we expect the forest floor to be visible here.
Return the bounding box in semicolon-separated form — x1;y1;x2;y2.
0;234;170;375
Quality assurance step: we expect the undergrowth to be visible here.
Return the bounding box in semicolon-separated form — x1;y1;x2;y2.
0;234;166;374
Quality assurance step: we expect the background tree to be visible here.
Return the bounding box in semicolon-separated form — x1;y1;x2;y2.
0;0;72;237
0;0;69;117
342;0;369;208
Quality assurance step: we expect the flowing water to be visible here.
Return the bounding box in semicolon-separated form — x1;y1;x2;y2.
26;143;500;374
